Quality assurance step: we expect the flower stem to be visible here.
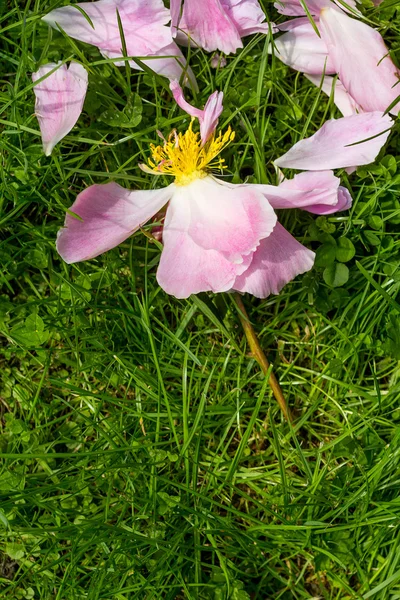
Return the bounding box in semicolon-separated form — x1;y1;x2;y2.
233;293;292;422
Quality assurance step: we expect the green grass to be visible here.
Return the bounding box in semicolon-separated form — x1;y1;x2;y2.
1;0;400;598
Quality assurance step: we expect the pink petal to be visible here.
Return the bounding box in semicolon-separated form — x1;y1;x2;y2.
233;223;315;298
43;0;172;55
170;82;223;143
273;18;335;75
157;189;253;298
304;185;352;214
179;177;277;262
221;0;275;36
57;182;174;263
274;0;357;17
257;170;341;209
32;62;88;156
170;0;182;36
275;112;393;170
177;0;243;53
305;74;361;116
320;7;400;115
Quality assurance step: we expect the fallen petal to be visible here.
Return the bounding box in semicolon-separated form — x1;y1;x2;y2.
320;7;400;114
275;112;393;170
273;19;335;75
304;185;352;214
305;74;361;116
57;182;174;263
221;0;275;37
32;62;88;156
274;0;357;17
233;223;315;298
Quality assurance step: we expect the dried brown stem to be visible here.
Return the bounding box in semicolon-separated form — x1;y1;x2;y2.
233;293;292;422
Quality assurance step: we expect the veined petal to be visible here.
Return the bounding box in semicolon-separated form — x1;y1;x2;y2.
221;0;275;36
32;62;88;156
170;81;223;143
170;0;183;36
274;0;357;17
275;112;393;170
57;182;174;263
157;190;252;298
273;19;335;75
320;7;400;115
305;74;361;116
178;0;242;53
180;177;277;262
233;223;315;298
43;0;172;57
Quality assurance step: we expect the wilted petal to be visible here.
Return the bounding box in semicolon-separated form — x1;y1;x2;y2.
32;62;88;156
305;185;352;214
221;0;275;36
157;189;253;298
305;74;361;116
275;112;393;170
274;0;357;17
178;0;243;53
57;182;174;263
273;19;335;75
320;7;400;114
170;81;223;143
177;177;277;262
170;0;182;36
233;223;315;298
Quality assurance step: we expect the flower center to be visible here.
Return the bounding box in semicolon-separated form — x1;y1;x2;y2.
146;122;235;186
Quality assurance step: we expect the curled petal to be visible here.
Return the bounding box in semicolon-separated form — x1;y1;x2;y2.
305;74;361;116
273;19;335;75
177;0;243;53
304;185;352;214
221;0;276;36
233;223;315;299
275;112;393;170
32;62;88;156
170;81;223;143
57;182;174;263
320;7;400;115
170;0;183;36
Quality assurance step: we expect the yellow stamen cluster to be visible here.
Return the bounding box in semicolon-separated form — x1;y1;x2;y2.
147;123;235;186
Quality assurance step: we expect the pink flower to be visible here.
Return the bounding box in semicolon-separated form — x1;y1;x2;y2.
272;3;400;115
171;0;275;54
32;62;88;156
56;85;390;299
43;0;195;85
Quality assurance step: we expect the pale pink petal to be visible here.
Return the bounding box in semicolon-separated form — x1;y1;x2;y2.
273;19;335;75
157;190;253;298
43;0;172;56
274;0;357;17
170;0;182;36
304;185;352;214
320;7;400;115
57;182;174;263
257;170;340;208
305;74;361;116
32;62;88;156
275;112;393;170
170;82;223;143
104;41;197;85
178;0;243;53
221;0;275;36
179;177;277;262
233;223;315;298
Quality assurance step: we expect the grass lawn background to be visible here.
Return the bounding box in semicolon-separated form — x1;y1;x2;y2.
1;0;400;598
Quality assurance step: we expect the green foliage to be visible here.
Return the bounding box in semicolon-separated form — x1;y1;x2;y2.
1;0;400;598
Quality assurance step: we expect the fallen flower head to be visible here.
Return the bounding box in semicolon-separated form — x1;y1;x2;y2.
56;84;391;299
